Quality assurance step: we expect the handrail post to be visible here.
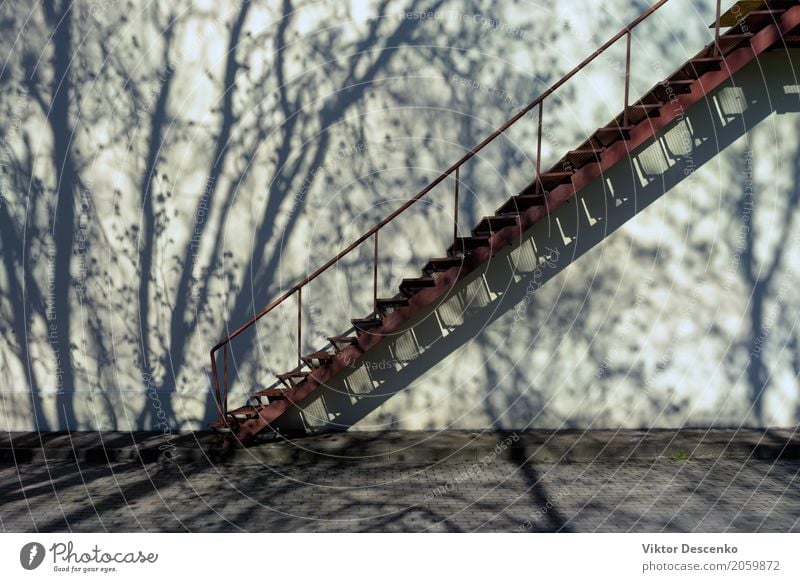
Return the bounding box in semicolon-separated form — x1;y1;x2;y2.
297;287;302;370
453;167;460;245
714;0;722;56
536;101;543;194
223;344;228;419
623;30;631;127
373;232;379;313
210;349;223;423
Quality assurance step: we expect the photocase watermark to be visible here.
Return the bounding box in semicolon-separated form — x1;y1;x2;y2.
510;247;561;333
86;0;121;18
134;62;175;123
44;541;157;574
451;73;520;107
75;181;94;299
729;2;752;33
726;150;754;291
20;542;46;570
400;10;528;39
45;242;65;395
140;367;179;462
517;486;571;531
651;58;697;185
354;357;400;371
287;141;367;219
422;433;520;501
189;175;215;300
20;540;159;573
0;87;30;210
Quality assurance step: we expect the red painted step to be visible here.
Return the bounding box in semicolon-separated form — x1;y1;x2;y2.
472;215;519;236
301;351;335;367
276;371;311;388
496;195;546;215
447;236;491;257
422;257;464;275
376;297;410;314
399;276;436;296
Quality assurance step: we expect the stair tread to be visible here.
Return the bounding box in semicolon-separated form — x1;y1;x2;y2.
400;276;436;286
276;371;311;380
539;171;574;178
400;276;436;296
592;124;634;147
422;257;464;273
328;336;359;352
564;149;603;167
376;296;410;314
451;235;491;244
628;103;663;110
715;3;786;29
301;351;334;361
675;57;725;78
496;194;547;214
250;387;288;398
691;56;724;63
568;148;604;154
227;404;263;416
376;297;410;306
715;33;755;51
352;317;382;327
447;236;491;256
473;215;519;234
595;125;635;132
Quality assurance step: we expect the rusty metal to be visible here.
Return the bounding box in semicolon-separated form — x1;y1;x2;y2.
453;167;460;244
623;30;632;128
209;0;706;425
228;3;800;442
223;344;228;417
373;231;379;313
536;101;543;194
297;287;301;370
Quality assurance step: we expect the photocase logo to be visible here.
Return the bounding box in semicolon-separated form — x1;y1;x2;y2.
20;542;46;570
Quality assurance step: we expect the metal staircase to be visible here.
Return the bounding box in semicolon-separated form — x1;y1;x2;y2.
209;1;800;445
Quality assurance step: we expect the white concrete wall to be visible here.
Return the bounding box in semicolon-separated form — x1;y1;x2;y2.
1;0;797;432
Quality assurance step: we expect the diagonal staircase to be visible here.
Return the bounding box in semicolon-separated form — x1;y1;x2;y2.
209;0;800;446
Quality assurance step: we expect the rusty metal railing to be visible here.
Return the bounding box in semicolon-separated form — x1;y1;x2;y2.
210;0;730;426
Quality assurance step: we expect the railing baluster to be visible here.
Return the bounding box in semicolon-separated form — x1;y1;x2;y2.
623;30;631;128
373;231;379;313
536;101;543;194
297;287;302;370
453;167;460;245
211;349;222;423
223;344;228;419
715;0;722;56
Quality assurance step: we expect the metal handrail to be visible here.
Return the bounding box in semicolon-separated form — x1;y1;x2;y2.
209;0;693;424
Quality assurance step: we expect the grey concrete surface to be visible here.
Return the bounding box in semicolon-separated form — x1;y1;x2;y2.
1;429;799;532
1;456;799;532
